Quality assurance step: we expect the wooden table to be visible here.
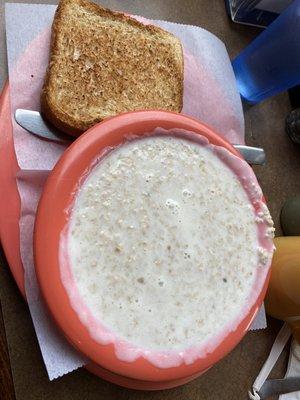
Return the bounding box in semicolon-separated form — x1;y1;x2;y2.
1;1;299;399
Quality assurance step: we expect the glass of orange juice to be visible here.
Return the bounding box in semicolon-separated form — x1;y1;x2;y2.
265;236;300;343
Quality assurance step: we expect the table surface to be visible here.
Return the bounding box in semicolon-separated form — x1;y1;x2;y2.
1;0;299;399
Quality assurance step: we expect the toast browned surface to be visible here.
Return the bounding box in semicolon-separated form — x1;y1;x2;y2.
41;0;184;136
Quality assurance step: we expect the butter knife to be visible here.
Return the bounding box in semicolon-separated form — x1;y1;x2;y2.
14;109;266;165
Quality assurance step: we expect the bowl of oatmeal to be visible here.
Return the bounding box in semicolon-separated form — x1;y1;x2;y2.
34;110;274;389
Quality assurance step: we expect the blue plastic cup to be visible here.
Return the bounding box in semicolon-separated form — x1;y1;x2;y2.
232;0;300;104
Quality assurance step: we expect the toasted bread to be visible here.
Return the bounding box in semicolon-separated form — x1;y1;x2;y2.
41;0;184;136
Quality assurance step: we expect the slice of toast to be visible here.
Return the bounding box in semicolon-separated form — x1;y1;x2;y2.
41;0;184;136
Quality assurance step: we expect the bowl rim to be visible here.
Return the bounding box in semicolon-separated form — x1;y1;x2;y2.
34;110;269;382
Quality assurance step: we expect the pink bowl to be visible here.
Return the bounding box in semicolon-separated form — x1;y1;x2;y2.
34;110;271;389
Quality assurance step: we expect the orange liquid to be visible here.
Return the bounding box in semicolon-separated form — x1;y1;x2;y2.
265;236;300;343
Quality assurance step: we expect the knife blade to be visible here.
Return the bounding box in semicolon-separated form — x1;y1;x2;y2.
258;377;300;400
14;108;266;165
15;109;71;143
